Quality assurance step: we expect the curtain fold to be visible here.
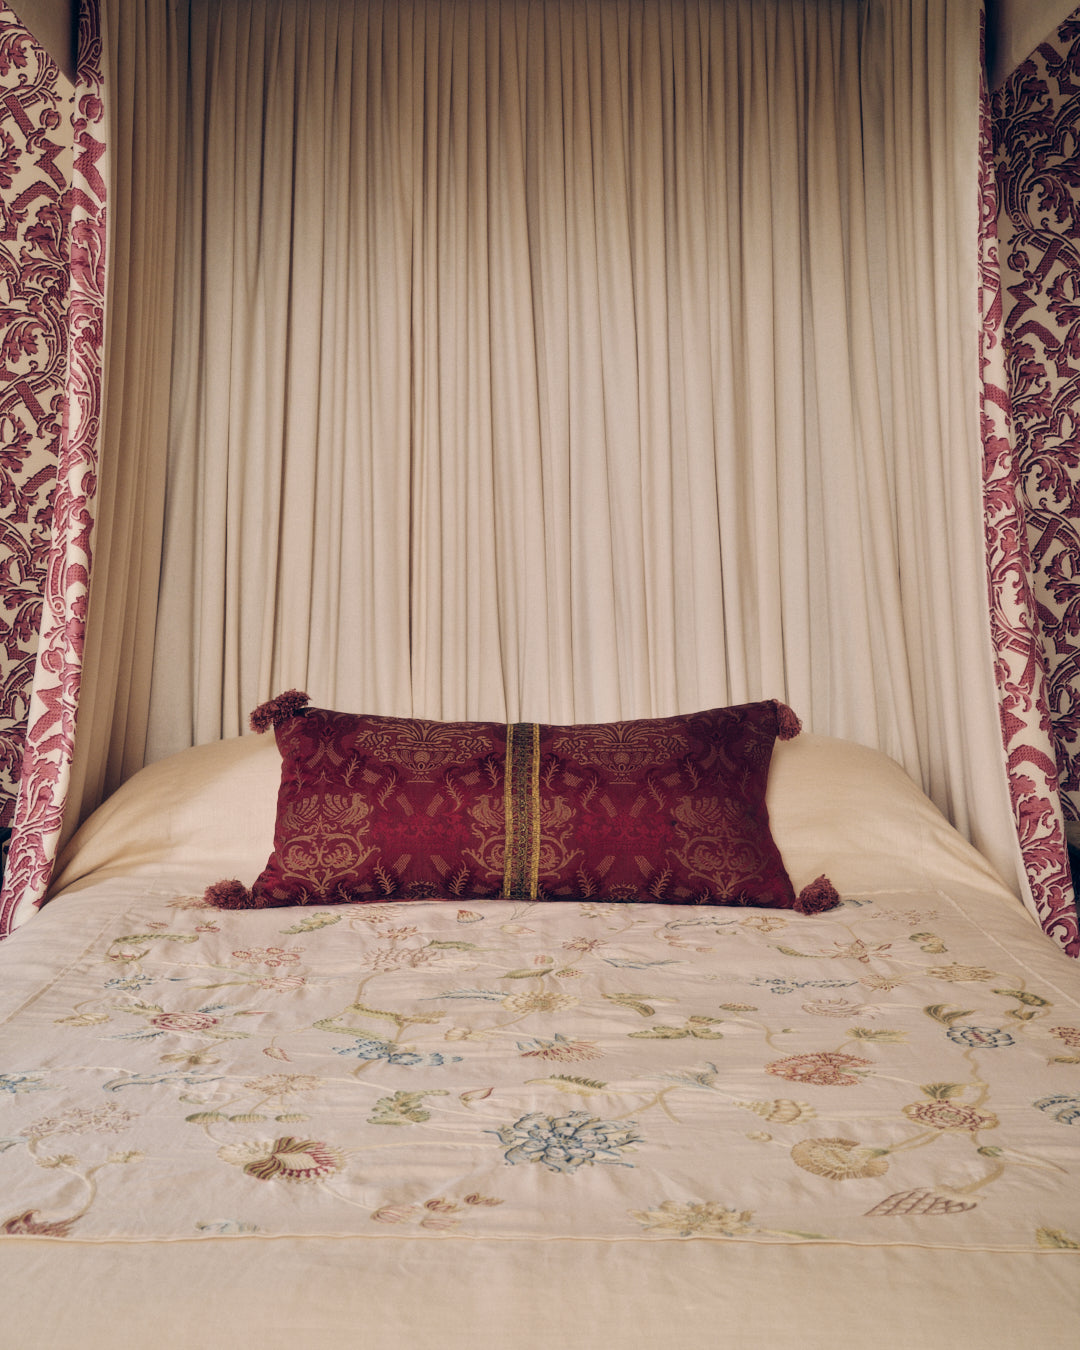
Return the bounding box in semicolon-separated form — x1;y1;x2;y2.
1;0;1070;955
0;0;180;934
147;0;1025;894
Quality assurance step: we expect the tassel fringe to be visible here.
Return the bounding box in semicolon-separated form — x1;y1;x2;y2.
250;690;310;733
203;878;264;910
773;701;802;741
793;875;841;915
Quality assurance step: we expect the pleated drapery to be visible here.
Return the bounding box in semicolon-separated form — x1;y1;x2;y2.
148;0;1022;885
1;0;1071;953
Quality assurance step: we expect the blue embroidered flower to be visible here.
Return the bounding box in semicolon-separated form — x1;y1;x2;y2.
1034;1094;1080;1126
750;978;855;996
945;1026;1015;1049
333;1036;461;1067
0;1073;49;1095
491;1111;641;1172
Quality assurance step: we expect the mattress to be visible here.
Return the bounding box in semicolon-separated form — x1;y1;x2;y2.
1;730;1077;1347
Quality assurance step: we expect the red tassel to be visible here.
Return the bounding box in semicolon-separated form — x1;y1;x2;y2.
772;701;802;741
249;690;311;733
793;875;841;915
203;878;264;910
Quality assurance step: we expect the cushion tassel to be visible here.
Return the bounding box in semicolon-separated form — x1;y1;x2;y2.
773;701;802;741
794;875;841;915
249;689;311;733
203;878;265;910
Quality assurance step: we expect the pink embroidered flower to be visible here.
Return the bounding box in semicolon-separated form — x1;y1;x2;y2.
149;1012;221;1033
901;1100;998;1133
219;1136;344;1183
1051;1026;1080;1048
765;1052;872;1087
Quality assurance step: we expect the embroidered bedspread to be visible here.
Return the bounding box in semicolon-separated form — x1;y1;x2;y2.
2;887;1079;1252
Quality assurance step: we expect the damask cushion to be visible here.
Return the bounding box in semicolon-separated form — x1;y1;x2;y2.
205;693;838;913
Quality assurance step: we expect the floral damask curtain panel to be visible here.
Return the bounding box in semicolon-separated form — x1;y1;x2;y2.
0;0;1072;954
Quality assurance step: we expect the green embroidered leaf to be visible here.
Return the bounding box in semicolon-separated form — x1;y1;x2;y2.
629;1025;689;1039
920;1082;963;1100
502;966;555;979
775;945;812;958
849;1027;907;1043
1005;1007;1040;1022
992;988;1050;1008
923;1005;975;1026
525;1075;608;1095
1036;1227;1080;1250
368;1089;449;1126
184;1112;230;1124
602;992;657;1018
426;940;479;952
228;1113;268;1123
281;912;342;934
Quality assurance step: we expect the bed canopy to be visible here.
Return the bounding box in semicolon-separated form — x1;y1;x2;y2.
0;0;1075;955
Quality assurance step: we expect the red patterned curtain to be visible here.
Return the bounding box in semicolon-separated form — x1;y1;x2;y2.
0;0;104;936
979;10;1077;955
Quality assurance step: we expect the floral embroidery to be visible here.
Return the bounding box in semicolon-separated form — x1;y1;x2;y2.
790;1137;890;1180
149;1012;221;1033
925;964;996;982
231;947;302;967
517;1033;603;1062
1050;1026;1080;1048
492;1112;641;1172
631;1200;754;1237
765;1053;872;1086
945;1026;1016;1049
332;1036;461;1067
738;1099;815;1124
20;1104;136;1140
901;1100;998;1133
0;1073;49;1095
240;1074;320;1099
218;1137;345;1182
368;1090;449;1125
801;998;880;1019
500;990;579;1014
751;978;856;995
1033;1095;1080;1126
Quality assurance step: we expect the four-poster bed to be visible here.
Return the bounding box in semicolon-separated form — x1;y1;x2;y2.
0;0;1078;1343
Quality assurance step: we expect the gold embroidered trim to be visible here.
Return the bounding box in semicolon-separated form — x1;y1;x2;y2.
503;723;541;899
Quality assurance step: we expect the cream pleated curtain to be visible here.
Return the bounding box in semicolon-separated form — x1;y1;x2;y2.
144;0;1020;891
0;0;1029;936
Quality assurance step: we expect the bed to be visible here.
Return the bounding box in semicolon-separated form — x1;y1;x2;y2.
1;704;1078;1348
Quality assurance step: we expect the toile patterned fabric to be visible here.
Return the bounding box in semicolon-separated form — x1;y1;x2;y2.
221;698;820;911
993;14;1080;833
1;882;1078;1251
0;6;68;827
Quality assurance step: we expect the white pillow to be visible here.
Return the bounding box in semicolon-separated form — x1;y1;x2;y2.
49;728;1016;909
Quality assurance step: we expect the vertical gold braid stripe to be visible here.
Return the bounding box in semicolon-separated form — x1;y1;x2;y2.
502;724;516;897
527;721;541;898
502;723;541;898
